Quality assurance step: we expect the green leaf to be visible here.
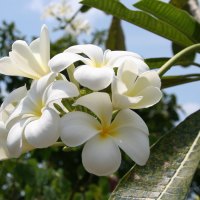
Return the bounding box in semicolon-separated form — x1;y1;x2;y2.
161;74;200;88
145;57;198;69
145;58;169;69
110;110;200;199
81;0;194;46
172;43;196;66
169;0;188;8
106;16;126;50
134;0;200;42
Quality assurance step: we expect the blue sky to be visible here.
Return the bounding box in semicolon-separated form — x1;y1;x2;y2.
0;0;200;121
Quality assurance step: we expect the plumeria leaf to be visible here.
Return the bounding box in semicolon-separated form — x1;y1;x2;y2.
106;16;126;50
134;0;200;43
110;110;200;199
161;74;200;88
81;0;196;46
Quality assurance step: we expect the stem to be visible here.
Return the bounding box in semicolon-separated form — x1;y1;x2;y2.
158;43;200;76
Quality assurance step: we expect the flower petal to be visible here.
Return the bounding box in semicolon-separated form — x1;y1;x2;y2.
60;111;100;147
0;122;10;160
0;85;27;113
39;24;50;70
24;108;60;148
28;72;56;105
112;93;143;110
112;127;150;166
105;50;143;65
12;40;45;75
0;57;30;77
43;80;79;105
74;65;114;91
131;86;162;109
117;59;139;88
6;96;37;129
111;109;149;134
7;118;34;157
66;44;104;64
49;52;84;72
74;92;112;127
129;71;161;95
82;135;121;176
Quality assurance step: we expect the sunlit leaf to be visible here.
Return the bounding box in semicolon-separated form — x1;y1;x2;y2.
110;110;200;199
81;0;194;46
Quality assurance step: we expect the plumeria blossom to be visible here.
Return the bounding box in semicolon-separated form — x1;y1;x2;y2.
49;44;149;91
0;85;27;160
112;60;162;109
6;73;79;158
60;92;150;176
0;25;51;79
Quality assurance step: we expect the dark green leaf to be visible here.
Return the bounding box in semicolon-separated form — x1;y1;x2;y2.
106;17;126;50
169;0;188;8
172;43;196;66
161;74;200;88
110;110;200;199
81;0;194;46
134;0;200;42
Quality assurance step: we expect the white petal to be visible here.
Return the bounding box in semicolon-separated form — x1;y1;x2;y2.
49;52;84;72
28;72;56;105
66;44;104;64
112;93;143;110
40;24;50;69
112;127;150;166
6;97;36;129
138;70;161;88
0;85;27;113
43;80;79;105
0;57;30;77
7;118;34;157
112;76;127;94
82;135;121;176
12;40;45;75
74;92;113;127
111;109;149;134
131;86;162;109
112;77;142;109
24;108;60;148
117;59;139;88
74;65;114;91
105;50;143;63
0;122;10;160
60;111;100;147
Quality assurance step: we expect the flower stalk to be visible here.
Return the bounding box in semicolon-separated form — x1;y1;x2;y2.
158;43;200;76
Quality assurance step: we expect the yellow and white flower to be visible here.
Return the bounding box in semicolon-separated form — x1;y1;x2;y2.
112;59;162;109
6;73;79;158
0;25;51;79
60;92;150;176
0;85;27;160
49;44;149;91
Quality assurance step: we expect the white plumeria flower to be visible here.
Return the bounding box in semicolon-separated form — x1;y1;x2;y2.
0;86;27;160
49;44;149;91
60;92;150;176
6;73;79;158
112;60;162;109
0;25;51;79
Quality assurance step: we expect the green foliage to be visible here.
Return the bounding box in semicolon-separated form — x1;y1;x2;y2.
81;0;198;46
110;110;200;199
106;17;126;50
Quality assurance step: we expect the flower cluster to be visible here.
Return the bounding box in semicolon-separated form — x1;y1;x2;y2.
0;25;162;176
